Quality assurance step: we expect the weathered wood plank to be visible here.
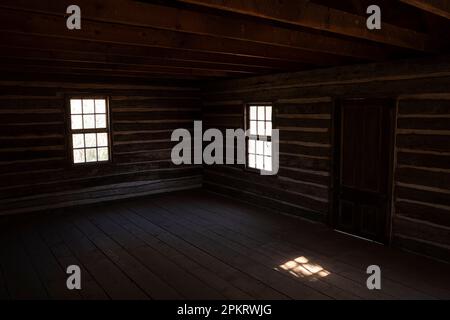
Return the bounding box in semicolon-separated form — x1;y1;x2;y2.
19;226;82;299
69;212;185;299
0;80;201;215
153;198;353;299
37;221;110;300
183;191;450;297
396;199;450;227
130;200;328;299
400;0;450;19
0;8;354;65
180;0;432;51
396;185;450;207
103;207;254;299
156;195;398;299
399;99;450;114
47;215;149;299
0;1;388;61
0;177;202;214
396;167;450;190
397;151;450;169
0;231;48;299
110;206;281;299
394;216;450;247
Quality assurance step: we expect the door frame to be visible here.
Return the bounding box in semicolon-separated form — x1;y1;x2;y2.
329;98;397;245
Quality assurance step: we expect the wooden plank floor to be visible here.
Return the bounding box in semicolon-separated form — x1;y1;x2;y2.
0;188;449;300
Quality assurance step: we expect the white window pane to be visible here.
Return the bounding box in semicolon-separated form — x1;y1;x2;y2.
264;156;272;171
248;139;255;154
256;155;264;169
72;134;84;148
71;115;83;129
83;115;95;129
84;133;96;148
248;154;256;168
73;149;85;163
264;141;272;157
95;99;106;114
250;121;257;135
258;107;265;120
83;99;95;114
265;106;272;121
266;122;272;136
85;148;97;162
97;133;108;147
95;114;106;128
256;140;264;155
250;106;257;120
70;99;82;114
71;98;109;165
98;147;109;161
258;121;265;135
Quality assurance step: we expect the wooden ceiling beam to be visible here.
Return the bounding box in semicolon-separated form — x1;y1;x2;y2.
400;0;450;19
0;9;357;66
0;0;395;60
0;57;242;78
0;68;204;81
177;0;434;51
0;72;205;84
0;46;277;74
0;31;310;71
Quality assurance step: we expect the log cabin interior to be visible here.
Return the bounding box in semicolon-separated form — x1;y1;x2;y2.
0;0;450;301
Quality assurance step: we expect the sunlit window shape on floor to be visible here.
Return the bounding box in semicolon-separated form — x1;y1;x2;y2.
277;256;330;279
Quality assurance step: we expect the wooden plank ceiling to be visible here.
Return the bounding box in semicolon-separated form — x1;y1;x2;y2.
0;0;449;81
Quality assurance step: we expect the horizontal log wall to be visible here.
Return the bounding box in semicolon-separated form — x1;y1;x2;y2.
0;82;202;215
202;56;450;261
393;95;450;262
202;97;332;222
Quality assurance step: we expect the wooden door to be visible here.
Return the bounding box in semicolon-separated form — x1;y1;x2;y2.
334;99;394;243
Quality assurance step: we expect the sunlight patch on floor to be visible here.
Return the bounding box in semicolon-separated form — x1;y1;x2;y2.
276;256;330;278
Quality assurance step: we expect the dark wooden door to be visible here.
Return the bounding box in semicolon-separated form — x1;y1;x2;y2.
334;99;394;243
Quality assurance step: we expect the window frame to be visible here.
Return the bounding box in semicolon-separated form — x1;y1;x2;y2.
66;95;112;166
244;102;274;174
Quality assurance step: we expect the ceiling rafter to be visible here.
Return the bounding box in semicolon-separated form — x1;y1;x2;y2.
0;31;308;70
400;0;450;20
176;0;435;51
0;0;397;60
0;8;359;67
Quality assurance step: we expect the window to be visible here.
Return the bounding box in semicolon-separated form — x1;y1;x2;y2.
247;104;273;172
69;98;110;164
